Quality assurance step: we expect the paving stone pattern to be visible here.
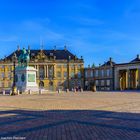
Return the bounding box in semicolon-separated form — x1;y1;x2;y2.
0;91;140;140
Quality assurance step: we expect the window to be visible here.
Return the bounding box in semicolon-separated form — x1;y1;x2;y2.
63;64;67;68
77;71;81;78
57;65;61;69
31;53;35;56
8;72;11;79
71;72;74;78
57;72;61;78
90;71;93;77
77;64;81;69
2;82;4;87
1;73;4;79
71;80;75;87
101;70;104;77
95;70;98;77
57;81;62;86
50;53;53;56
78;80;81;86
107;69;110;77
106;80;110;86
85;71;88;78
95;80;98;86
8;82;12;88
64;72;67;78
8;66;11;71
39;66;45;79
110;69;112;76
71;64;74;69
48;66;53;78
101;80;104;86
85;81;89;86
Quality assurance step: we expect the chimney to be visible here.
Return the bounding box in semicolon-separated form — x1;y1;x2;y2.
109;57;112;62
53;46;56;51
17;45;20;51
137;54;140;59
88;64;90;68
69;55;71;60
28;45;30;50
64;45;67;51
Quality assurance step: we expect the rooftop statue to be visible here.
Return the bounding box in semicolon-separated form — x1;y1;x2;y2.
18;48;30;67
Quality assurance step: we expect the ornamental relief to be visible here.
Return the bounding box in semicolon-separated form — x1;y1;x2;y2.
36;50;47;60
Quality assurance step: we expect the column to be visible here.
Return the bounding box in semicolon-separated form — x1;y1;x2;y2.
116;70;120;90
126;70;128;89
115;69;121;90
136;69;138;88
44;65;46;78
127;69;130;89
67;62;70;89
53;64;56;78
36;65;39;78
138;69;140;89
46;65;48;78
61;65;64;79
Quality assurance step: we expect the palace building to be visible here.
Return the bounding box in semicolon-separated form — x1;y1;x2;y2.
114;54;140;90
85;55;140;91
84;57;115;91
0;46;84;91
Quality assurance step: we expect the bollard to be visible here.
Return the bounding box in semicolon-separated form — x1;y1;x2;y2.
80;88;83;92
39;89;42;94
17;90;20;95
28;90;31;94
10;90;12;95
2;90;5;95
66;89;69;93
58;89;61;93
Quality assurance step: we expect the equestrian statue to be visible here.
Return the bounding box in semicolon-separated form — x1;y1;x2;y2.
18;48;30;67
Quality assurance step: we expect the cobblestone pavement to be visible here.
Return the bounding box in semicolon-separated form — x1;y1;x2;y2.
0;91;140;140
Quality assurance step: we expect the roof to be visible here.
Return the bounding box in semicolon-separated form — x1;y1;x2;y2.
4;49;83;61
101;58;116;67
101;61;115;67
130;55;140;63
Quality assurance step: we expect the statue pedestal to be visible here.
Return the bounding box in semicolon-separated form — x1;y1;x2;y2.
15;66;38;93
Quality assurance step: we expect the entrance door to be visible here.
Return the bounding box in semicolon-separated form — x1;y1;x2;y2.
119;70;127;90
39;81;44;89
130;69;137;89
49;81;53;91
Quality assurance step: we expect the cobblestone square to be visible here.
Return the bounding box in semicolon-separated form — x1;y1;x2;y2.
0;91;140;140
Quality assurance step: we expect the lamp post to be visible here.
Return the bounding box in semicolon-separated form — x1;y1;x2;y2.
67;56;70;89
11;53;17;95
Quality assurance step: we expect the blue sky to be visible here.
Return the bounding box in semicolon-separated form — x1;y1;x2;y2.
0;0;140;66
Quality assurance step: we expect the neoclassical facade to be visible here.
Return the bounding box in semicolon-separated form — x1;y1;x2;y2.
0;46;84;91
114;55;140;90
85;55;140;91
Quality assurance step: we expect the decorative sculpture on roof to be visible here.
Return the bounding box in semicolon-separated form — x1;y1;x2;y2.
18;48;30;67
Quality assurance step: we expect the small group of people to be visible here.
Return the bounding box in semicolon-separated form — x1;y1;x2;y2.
72;86;83;92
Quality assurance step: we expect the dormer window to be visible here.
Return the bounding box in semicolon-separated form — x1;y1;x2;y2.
31;53;35;56
50;53;53;56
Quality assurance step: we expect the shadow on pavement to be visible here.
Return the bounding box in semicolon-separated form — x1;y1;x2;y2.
0;109;140;140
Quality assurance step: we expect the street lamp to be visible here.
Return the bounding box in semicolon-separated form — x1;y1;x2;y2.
11;53;17;95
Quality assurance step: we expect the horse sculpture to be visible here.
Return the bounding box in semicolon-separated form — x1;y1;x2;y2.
18;48;30;67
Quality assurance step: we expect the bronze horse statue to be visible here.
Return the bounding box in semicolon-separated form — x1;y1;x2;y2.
18;48;30;67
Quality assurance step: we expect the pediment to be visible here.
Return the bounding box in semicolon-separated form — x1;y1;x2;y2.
35;50;48;60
